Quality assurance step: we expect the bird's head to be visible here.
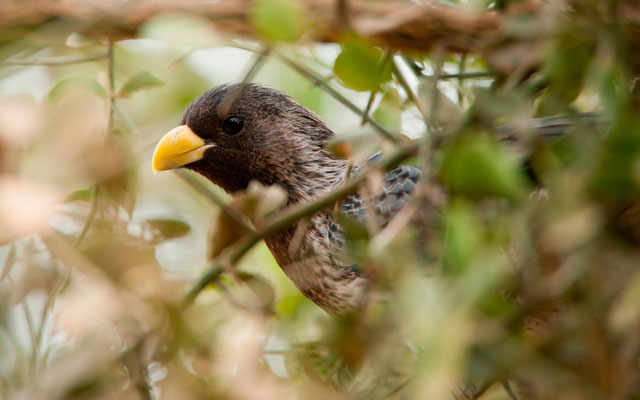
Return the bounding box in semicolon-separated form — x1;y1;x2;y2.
152;84;347;201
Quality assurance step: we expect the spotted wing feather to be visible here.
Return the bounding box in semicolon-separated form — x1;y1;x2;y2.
328;160;421;249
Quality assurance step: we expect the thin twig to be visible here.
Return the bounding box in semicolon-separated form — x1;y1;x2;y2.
422;71;493;80
381;380;408;399
360;52;390;126
269;49;402;144
75;184;100;246
361;90;377;126
183;142;418;305
502;380;519;400
77;40;115;245
391;55;429;121
240;46;270;84
173;170;255;233
22;299;38;373
456;54;467;105
0;244;16;281
427;50;444;136
106;39;116;134
115;104;137;133
0;52;108;66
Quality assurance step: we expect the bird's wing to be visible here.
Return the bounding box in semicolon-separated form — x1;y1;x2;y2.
340;164;421;225
327;154;422;252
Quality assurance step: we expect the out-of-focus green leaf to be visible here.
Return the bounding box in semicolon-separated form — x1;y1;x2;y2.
537;31;592;115
418;78;463;128
118;71;163;98
334;38;392;92
336;213;369;261
440;130;528;201
373;89;403;132
147;219;191;240
48;77;107;103
65;187;92;203
250;0;304;42
610;271;640;334
443;199;482;273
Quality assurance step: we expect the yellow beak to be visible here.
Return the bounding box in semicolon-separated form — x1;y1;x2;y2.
152;125;213;173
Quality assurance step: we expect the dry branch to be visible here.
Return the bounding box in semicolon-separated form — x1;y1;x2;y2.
0;0;502;54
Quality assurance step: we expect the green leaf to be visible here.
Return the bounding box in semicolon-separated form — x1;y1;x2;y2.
48;77;107;103
443;199;482;273
65;187;92;203
373;89;403;131
440;130;528;201
118;71;164;98
334;38;392;92
147;219;191;240
336;213;369;260
250;0;304;42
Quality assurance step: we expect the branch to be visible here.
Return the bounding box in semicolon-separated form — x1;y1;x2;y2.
0;0;501;54
0;52;108;66
183;142;418;305
269;49;403;143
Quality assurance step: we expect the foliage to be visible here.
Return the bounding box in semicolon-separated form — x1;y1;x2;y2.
1;1;640;400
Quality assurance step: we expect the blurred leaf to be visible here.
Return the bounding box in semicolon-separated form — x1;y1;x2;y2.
373;89;403;132
237;271;275;309
336;213;369;260
0;244;16;281
334;38;392;92
444;199;482;273
210;210;251;259
244;181;287;220
250;0;304;42
537;31;592;116
591;112;640;203
147;219;191;240
49;77;107;103
440;130;528;200
65;187;92;203
418;78;463;128
610;271;640;333
85;241;154;281
117;71;164;98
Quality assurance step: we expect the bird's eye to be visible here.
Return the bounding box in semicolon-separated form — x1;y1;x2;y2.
222;116;244;135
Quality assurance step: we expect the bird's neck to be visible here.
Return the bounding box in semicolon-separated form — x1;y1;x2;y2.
279;153;349;205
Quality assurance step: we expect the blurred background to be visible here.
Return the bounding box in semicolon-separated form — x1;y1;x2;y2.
1;0;640;399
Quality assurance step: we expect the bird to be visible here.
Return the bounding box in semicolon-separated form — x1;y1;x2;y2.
152;84;421;313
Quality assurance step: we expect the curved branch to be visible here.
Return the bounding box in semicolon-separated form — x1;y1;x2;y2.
0;0;501;54
183;142;418;305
